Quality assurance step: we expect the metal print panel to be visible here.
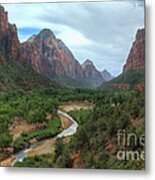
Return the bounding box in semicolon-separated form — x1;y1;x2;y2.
0;0;145;170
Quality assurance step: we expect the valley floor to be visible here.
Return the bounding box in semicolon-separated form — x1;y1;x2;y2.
0;88;145;169
0;102;93;167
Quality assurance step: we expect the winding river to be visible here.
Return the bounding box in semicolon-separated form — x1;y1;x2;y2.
11;110;78;166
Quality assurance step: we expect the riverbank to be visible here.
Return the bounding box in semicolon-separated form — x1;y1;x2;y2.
59;101;94;112
26;110;78;158
0;102;93;167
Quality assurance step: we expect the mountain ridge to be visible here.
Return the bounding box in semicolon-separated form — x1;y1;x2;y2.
123;28;145;73
100;69;113;81
20;28;106;87
82;59;102;79
0;5;144;90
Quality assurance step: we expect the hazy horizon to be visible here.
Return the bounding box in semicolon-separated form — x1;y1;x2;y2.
3;0;144;76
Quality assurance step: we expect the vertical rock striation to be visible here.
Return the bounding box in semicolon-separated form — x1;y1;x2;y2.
20;29;84;78
0;5;20;64
123;28;145;73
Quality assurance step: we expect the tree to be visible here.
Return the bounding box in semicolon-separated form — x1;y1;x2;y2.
0;131;13;150
54;138;65;158
27;108;46;124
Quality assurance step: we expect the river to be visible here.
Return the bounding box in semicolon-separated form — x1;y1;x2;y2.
11;110;78;166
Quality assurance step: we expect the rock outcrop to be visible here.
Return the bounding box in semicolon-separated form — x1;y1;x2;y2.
0;5;20;64
20;29;83;78
101;69;113;81
123;28;145;73
82;59;102;79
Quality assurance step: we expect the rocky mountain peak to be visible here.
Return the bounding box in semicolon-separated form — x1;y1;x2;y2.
123;28;145;73
82;59;102;79
82;59;94;67
0;5;9;34
37;28;56;40
20;28;84;78
136;28;145;40
101;69;113;81
0;5;20;64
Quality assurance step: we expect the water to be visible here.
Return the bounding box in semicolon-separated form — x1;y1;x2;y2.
12;110;78;166
57;110;78;138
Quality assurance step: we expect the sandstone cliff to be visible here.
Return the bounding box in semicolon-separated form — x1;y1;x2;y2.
20;29;84;78
123;28;145;73
0;5;20;64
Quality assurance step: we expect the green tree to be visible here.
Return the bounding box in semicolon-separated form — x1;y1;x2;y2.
27;108;46;124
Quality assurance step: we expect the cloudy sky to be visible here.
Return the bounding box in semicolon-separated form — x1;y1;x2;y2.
3;0;144;76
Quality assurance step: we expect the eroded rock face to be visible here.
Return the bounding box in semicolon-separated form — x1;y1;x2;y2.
21;29;84;78
0;5;8;33
0;5;20;64
123;28;145;73
82;59;102;79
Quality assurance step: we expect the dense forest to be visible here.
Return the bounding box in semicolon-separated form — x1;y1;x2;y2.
53;89;145;169
0;86;144;169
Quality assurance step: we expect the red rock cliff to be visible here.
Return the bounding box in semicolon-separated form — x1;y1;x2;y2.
0;5;20;64
123;28;145;73
20;29;84;78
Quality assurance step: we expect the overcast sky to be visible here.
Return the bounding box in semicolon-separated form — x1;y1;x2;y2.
3;0;144;76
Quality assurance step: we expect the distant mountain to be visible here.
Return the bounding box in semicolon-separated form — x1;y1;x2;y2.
100;69;144;91
82;59;102;79
100;69;113;81
100;28;145;91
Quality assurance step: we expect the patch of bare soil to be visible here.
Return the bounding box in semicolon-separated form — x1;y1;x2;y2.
0;156;16;167
58;113;73;129
27;111;75;157
9;119;45;141
59;101;94;112
28;139;55;157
